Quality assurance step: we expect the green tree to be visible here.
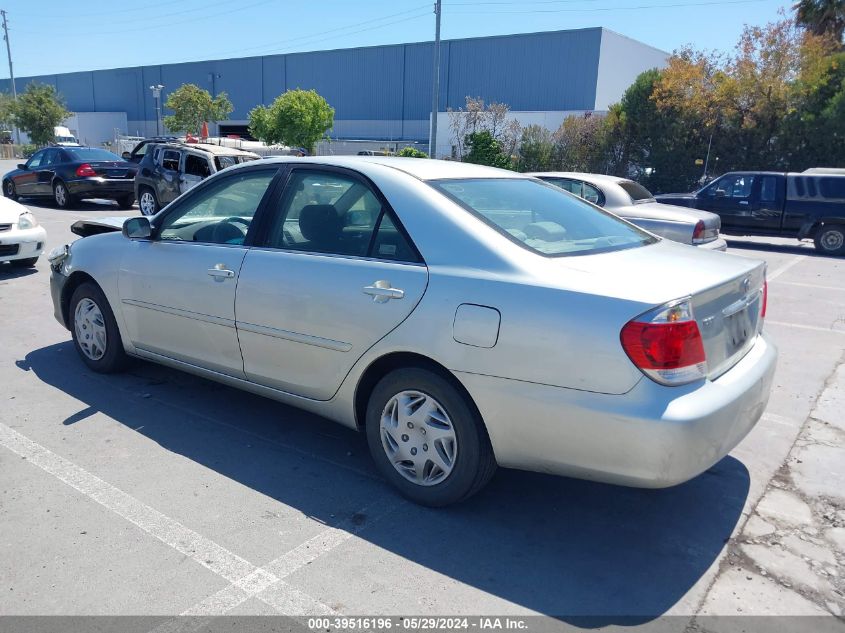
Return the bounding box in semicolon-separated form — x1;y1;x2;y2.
464;130;512;169
517;125;553;172
0;92;15;132
162;83;233;135
248;89;334;154
397;146;428;158
11;83;70;146
794;0;845;43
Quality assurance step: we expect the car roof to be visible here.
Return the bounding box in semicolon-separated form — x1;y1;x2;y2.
153;141;258;157
233;156;530;180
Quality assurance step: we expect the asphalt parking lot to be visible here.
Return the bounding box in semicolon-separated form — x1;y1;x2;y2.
1;159;843;627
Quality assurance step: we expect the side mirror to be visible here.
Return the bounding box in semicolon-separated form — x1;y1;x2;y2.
17;163;27;170
715;189;726;198
123;216;152;239
121;151;131;160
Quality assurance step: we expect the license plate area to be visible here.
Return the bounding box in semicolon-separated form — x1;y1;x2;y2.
723;297;758;357
106;169;128;178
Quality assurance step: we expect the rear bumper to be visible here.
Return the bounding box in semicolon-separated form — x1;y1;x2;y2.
67;178;134;199
0;226;47;262
699;237;728;251
457;332;777;487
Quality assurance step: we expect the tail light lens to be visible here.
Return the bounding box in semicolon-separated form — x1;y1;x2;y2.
620;298;707;386
761;279;768;319
692;220;705;242
75;163;96;177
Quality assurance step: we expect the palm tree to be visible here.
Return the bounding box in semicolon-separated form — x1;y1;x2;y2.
794;0;845;44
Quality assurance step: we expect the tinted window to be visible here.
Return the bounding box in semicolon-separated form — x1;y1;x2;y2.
66;148;122;162
42;149;60;166
760;176;777;203
158;170;276;244
185;154;211;177
706;174;754;198
265;170;418;261
582;182;603;205
819;177;845;199
618;180;654;202
431;178;655;257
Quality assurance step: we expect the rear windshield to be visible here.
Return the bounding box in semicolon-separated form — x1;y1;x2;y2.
618;180;654;202
430;178;656;257
66;148;122;162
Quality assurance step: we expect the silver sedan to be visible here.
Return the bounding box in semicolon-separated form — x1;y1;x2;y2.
529;171;728;251
49;157;776;506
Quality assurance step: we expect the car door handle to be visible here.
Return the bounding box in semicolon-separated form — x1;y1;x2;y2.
739;200;749;205
208;264;235;280
363;281;404;303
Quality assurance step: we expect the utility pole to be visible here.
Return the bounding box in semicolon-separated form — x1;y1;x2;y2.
150;84;164;136
428;0;441;159
1;10;20;144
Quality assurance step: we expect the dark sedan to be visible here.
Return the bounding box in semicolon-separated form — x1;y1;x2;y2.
3;147;137;209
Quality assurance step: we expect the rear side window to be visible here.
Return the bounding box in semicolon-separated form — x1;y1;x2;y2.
819;177;845;199
618;180;654;202
431;178;655;257
185;154;211;177
760;176;777;203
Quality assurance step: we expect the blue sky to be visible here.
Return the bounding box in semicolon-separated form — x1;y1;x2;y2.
5;0;790;78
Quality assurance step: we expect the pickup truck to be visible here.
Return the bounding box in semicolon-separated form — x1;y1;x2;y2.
655;171;845;256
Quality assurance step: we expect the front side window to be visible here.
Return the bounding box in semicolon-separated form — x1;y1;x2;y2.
431;178;655;257
264;170;418;261
707;175;755;199
26;151;45;169
157;169;277;244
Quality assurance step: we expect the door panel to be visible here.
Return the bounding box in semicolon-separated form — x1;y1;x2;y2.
699;174;757;231
236;250;427;399
119;241;248;377
15;151;44;195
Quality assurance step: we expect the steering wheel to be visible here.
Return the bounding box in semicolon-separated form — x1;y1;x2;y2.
211;216;251;243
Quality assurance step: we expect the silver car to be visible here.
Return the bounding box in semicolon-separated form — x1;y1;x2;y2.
529;172;728;251
49;157;776;506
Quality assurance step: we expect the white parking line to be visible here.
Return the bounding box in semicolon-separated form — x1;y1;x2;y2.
767;255;807;281
767;321;845;334
770;280;845;292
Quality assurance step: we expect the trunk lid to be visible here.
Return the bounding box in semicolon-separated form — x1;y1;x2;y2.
528;239;766;379
86;161;136;179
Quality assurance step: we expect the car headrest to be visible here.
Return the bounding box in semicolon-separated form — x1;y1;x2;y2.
299;204;342;244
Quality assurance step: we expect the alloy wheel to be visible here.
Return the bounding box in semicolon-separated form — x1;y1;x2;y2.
74;298;108;361
139;191;156;216
379;390;458;486
819;228;844;253
55;183;67;207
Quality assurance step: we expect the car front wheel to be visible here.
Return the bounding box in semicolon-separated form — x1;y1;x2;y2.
814;225;845;256
69;282;128;373
365;367;496;506
138;188;158;216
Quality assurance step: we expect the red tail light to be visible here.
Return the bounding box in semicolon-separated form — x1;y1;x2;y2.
761;279;768;319
692;220;705;243
620;298;707;386
75;163;96;177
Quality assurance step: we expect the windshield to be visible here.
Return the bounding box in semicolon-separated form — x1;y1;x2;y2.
66;148;122;162
431;178;656;256
618;180;654;203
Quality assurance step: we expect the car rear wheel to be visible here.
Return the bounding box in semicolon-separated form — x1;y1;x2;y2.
4;179;17;200
69;282;128;373
365;367;496;506
53;181;74;209
814;225;845;256
10;257;38;268
138;188;158;216
116;194;135;210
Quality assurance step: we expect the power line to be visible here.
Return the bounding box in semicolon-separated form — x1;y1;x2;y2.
446;0;771;12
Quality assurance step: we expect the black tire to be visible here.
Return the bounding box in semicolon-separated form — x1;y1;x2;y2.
138;187;159;216
10;257;38;267
365;367;497;507
814;225;845;256
3;179;17;200
53;180;74;209
69;282;128;373
116;194;135;210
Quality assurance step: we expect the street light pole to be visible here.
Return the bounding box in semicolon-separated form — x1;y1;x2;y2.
1;10;20;144
150;84;164;136
428;0;442;159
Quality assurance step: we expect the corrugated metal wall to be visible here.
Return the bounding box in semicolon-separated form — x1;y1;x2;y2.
0;28;664;141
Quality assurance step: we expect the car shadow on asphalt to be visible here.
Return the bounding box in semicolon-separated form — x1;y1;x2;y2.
18;197;132;212
20;341;751;625
725;239;821;257
0;263;39;279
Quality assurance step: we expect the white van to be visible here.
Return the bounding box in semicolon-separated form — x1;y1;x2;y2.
53;126;80;146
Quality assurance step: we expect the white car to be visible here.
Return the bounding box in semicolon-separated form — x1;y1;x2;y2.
0;197;46;268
